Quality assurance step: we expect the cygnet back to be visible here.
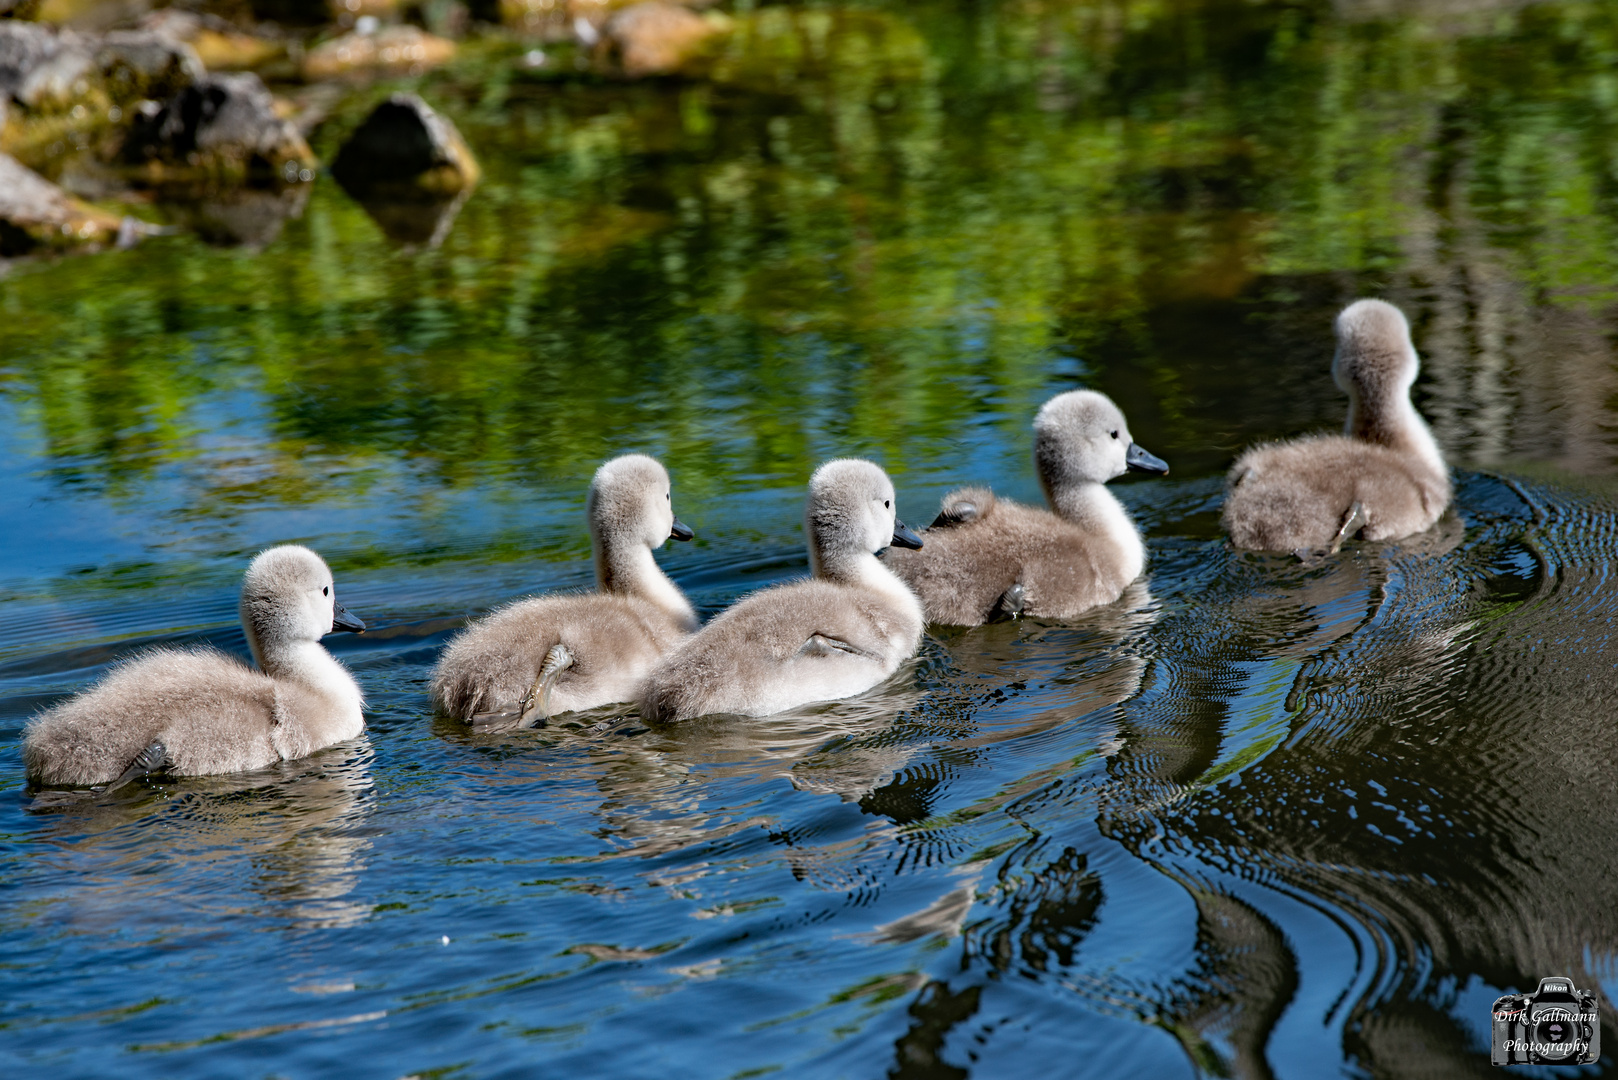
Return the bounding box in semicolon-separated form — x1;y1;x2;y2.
639;459;925;722
432;453;697;723
24;545;366;788
887;389;1168;625
1223;299;1450;554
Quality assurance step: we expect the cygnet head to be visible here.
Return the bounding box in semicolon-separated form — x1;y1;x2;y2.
239;545;365;670
587;454;695;554
1034;390;1168;501
1332;299;1419;402
805;459;922;579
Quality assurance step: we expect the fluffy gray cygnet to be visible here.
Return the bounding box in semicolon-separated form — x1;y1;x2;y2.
1223;299;1451;555
638;458;925;722
24;545;367;788
431;454;697;725
884;390;1169;626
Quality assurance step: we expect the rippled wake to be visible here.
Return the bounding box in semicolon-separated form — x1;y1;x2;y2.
2;471;1615;1076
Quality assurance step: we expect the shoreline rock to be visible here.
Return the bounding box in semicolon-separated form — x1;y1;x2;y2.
604;2;725;78
302;24;455;80
0;149;135;256
122;71;315;184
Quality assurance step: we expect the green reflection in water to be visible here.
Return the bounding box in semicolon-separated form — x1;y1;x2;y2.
3;0;1618;587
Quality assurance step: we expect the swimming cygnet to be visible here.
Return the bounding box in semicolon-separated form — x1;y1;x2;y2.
639;459;925;722
24;545;367;789
1223;299;1451;555
884;390;1169;625
432;453;697;725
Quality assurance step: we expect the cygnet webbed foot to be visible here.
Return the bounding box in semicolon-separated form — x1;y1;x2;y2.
1330;502;1369;554
102;739;168;792
517;642;576;727
931;500;979;528
990;582;1027;621
1295;502;1370;564
799;634;868;659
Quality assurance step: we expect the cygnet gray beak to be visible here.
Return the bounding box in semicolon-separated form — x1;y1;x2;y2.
331;602;367;634
669;517;695;542
1125;443;1169;475
890;520;924;550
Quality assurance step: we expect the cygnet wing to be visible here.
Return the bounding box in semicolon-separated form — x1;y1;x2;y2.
1224;435;1449;552
433;593;687;719
641;579;916;720
890;495;1134;624
24;648;278;787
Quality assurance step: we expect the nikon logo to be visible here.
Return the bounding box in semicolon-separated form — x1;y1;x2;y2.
1492;977;1602;1066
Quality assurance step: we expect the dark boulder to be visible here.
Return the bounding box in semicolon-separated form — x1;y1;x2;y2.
330;95;479;247
330;93;477;197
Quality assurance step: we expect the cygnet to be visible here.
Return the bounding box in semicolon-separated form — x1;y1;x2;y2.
885;390;1169;625
24;545;367;788
639;459;925;722
432;453;697;725
1223;299;1450;555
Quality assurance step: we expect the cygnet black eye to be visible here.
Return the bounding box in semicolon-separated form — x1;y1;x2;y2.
884;499;890;509
323;586;329;596
1110;430;1119;439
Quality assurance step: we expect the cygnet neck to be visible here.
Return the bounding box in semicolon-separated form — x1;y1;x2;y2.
1047;480;1146;572
596;535;697;630
247;623;364;712
1044;473;1119;525
815;543;923;618
1343;381;1445;477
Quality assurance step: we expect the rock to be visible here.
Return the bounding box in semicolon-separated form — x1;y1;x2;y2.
122;72;315;183
1;22;202;108
138;10;283;72
329;93;477;196
604;2;725;77
0;21;95;110
301;24;455;80
330;94;477;247
499;0;714;43
0;150;129;255
95;29;204;102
